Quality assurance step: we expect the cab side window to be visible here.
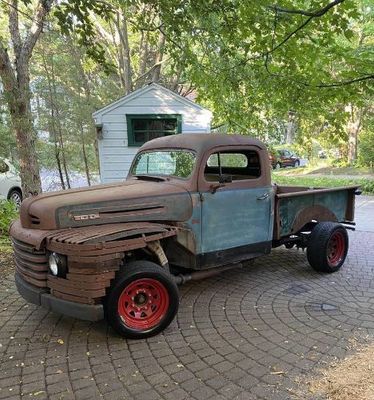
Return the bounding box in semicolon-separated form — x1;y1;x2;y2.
204;150;261;182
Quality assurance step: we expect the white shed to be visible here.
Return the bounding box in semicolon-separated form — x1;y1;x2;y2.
92;83;212;183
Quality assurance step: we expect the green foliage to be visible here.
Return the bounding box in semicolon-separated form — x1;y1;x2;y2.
1;0;373;182
358;129;374;168
0;201;18;237
54;0;115;72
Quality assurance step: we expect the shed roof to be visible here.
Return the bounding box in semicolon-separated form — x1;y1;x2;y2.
92;83;211;120
140;133;266;154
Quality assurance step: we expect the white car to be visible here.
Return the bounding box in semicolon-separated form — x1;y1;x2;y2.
0;158;23;207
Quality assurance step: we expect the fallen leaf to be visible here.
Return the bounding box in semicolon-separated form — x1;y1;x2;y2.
270;371;286;375
33;391;45;396
57;339;64;345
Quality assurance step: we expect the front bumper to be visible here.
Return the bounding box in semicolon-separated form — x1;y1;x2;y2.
15;273;104;322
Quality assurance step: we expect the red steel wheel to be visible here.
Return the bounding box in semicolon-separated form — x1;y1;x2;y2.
117;278;170;330
307;222;348;273
327;231;346;267
106;260;179;339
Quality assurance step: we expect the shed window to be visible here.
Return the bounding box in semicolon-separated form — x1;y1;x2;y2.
204;150;261;181
127;114;182;146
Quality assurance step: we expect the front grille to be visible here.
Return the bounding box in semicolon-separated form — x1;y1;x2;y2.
12;239;49;288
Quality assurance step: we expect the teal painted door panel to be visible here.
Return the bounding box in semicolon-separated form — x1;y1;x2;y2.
200;186;273;253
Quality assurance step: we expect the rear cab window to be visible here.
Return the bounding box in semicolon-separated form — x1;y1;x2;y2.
204;150;261;182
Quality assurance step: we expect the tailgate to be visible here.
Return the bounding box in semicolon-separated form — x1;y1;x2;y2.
274;186;358;239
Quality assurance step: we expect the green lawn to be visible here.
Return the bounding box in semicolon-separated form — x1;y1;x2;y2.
272;161;374;194
272;173;374;195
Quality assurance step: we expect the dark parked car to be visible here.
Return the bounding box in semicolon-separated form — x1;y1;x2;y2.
269;149;300;169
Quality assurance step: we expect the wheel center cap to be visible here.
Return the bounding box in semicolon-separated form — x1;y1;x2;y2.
134;293;147;306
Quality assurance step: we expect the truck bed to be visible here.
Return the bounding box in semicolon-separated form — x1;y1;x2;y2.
273;185;358;239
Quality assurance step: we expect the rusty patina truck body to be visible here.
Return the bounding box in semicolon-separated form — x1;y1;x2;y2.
11;134;358;338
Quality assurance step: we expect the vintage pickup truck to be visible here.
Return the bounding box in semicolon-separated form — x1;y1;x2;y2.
10;134;358;338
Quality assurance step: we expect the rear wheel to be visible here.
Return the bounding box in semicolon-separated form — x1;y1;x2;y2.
294;160;300;167
275;162;281;170
307;222;348;273
105;260;179;339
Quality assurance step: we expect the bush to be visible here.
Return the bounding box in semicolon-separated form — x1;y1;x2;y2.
0;200;18;237
358;130;374;168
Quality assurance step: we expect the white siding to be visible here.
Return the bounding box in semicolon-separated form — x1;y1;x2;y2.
95;85;212;183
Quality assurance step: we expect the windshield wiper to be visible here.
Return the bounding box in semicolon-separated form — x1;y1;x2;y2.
134;174;167;182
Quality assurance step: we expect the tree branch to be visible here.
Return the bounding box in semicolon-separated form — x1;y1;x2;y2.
262;0;345;59
264;58;373;89
21;0;53;61
8;0;22;58
0;40;17;91
315;74;374;88
133;58;169;84
269;16;314;55
269;0;345;17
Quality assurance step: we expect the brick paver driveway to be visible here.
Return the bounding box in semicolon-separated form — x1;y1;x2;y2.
0;196;373;400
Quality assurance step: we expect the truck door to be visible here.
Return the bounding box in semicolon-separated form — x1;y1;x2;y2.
199;147;273;259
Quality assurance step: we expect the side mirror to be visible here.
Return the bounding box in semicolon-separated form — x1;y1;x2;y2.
0;161;9;174
219;174;232;184
210;175;232;194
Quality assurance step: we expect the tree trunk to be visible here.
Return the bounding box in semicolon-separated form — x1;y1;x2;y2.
285;111;297;144
347;106;362;164
5;63;42;195
116;10;132;94
137;31;149;88
41;51;66;190
0;0;53;196
94;138;100;176
9;92;42;195
152;30;166;83
52;125;66;190
79;122;91;186
49;57;71;189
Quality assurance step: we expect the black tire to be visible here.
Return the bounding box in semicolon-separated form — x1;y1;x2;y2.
307;222;348;273
8;188;22;209
294;160;300;168
275;162;281;170
105;260;179;339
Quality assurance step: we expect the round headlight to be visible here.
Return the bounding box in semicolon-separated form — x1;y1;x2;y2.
49;253;59;276
48;253;66;277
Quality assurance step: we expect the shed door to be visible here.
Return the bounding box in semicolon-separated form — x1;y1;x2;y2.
199;149;273;255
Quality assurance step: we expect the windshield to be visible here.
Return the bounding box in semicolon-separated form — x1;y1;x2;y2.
130;150;196;179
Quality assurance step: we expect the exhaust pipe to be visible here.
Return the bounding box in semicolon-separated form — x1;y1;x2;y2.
172;263;243;285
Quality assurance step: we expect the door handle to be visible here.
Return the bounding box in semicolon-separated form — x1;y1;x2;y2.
257;193;270;200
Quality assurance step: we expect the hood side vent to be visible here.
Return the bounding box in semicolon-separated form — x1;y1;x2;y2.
29;214;40;225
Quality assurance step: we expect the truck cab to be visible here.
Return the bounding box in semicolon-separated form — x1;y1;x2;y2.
11;134;357;339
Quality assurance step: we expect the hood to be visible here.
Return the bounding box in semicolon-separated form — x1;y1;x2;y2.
20;179;192;230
